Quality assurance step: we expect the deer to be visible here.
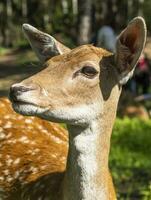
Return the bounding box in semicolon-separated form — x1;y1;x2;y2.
4;16;146;199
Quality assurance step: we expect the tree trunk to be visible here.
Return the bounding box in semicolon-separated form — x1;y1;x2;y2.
77;0;92;45
72;0;78;15
5;0;13;47
22;0;27;18
138;0;144;16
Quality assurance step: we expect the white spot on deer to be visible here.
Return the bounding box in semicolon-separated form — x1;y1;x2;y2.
51;154;57;158
27;149;32;154
31;148;40;155
0;103;5;107
4;115;10;119
55;137;62;144
25;119;33;124
13;158;21;165
28;126;33;130
30;141;36;145
53;126;59;131
31;151;36;156
37;125;43;130
6;132;12;139
18;115;24;120
6;158;13;166
62;156;66;161
0;132;6;140
40;165;47;170
5;99;9;103
6;176;13;183
14;171;20;179
18;136;30;144
42;129;48;134
0;127;3;132
51;135;62;144
0;176;4;181
3;121;12;129
7;139;17;144
35;148;40;153
29;166;38;174
3;170;10;176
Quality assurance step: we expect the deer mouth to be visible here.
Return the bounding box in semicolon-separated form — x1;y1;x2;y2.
11;100;44;117
10;96;37;108
10;96;50;118
12;99;34;105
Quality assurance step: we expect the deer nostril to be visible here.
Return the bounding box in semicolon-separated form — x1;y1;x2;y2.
9;85;35;102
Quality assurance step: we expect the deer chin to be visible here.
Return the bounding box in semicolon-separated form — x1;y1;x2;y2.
10;101;76;124
40;103;103;126
11;97;102;125
11;101;49;117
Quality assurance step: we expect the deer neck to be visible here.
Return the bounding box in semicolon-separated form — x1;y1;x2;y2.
62;110;117;200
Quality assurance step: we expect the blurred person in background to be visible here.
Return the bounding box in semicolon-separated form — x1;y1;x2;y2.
96;19;116;52
134;53;150;95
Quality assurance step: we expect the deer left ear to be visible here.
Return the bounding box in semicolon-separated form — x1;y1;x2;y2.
22;24;70;62
115;17;147;85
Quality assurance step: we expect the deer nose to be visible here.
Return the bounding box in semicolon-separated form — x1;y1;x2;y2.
9;84;36;102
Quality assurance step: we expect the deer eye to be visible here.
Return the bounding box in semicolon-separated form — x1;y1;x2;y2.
80;66;98;78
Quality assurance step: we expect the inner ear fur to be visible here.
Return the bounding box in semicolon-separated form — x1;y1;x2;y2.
115;17;147;84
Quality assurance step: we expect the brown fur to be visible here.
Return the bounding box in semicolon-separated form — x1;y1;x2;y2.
0;98;68;199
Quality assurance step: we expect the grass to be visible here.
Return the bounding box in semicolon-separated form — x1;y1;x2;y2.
110;118;151;199
0;47;10;56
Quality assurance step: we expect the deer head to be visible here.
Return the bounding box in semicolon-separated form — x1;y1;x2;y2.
9;17;146;127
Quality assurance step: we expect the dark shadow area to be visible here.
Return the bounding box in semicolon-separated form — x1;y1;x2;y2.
99;56;118;101
7;172;64;200
0;62;41;97
0;62;40;78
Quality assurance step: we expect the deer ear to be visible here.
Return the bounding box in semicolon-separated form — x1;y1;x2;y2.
22;24;71;62
115;17;146;84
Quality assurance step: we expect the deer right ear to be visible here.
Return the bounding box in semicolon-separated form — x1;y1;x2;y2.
22;24;71;62
115;17;147;85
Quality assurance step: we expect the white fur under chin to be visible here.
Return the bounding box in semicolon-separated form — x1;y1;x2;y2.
46;102;103;125
12;101;103;125
12;103;48;117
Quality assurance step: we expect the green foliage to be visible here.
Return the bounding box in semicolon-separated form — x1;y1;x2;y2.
143;0;151;34
110;118;151;199
1;0;151;48
0;47;10;55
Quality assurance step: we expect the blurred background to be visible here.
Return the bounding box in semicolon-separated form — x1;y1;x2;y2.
0;0;151;199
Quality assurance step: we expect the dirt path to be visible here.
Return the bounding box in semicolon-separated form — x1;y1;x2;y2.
0;49;41;97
